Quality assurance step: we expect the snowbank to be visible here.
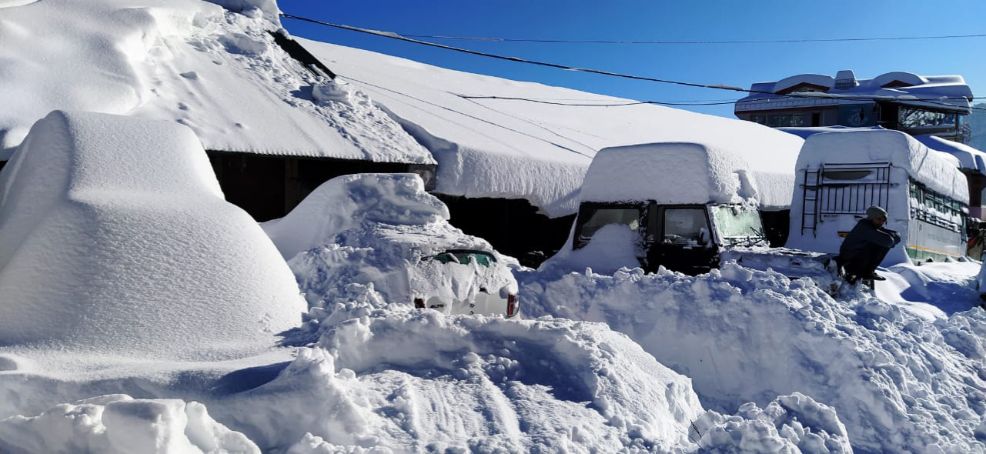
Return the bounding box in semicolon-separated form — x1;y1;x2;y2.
580;142;795;209
0;111;305;359
0;0;432;164
519;264;986;452
297;39;804;217
0;395;258;454
214;284;705;451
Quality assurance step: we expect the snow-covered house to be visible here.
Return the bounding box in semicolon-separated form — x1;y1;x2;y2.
735;70;973;143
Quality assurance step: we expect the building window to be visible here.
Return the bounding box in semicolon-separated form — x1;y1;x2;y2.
766;113;809;127
899;107;957;131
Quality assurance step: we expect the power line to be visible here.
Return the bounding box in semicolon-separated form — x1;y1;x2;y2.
280;13;752;93
333;74;595;158
281;14;982;109
401;32;986;45
454;95;740;107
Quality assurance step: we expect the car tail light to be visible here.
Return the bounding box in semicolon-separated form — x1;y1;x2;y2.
506;294;518;318
414;298;425;309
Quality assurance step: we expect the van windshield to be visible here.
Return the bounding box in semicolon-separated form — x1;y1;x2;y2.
711;205;766;245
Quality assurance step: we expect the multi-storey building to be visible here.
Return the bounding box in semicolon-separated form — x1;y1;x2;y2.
735;70;973;143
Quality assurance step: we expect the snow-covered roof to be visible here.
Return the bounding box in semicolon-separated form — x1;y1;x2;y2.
914;134;986;176
0;111;305;359
580;142;796;209
737;70;972;113
0;0;433;164
797;129;969;203
297;39;804;217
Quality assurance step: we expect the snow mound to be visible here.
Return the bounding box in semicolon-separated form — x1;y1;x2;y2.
222;284;704;451
519;264;986;452
544;223;641;276
0;394;258;453
0;0;432;164
0;111;305;359
298;39;804;217
694;393;852;453
263;173;450;261
582;142;795;209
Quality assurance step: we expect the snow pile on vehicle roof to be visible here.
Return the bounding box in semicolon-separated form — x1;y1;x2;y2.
581;142;795;208
519;264;986;452
0;111;305;359
262;173;450;261
798;129;969;203
0;0;432;164
0;394;259;453
916;133;986;176
297;39;804;217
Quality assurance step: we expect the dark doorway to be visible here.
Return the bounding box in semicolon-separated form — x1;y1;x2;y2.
207;150;435;222
437;195;575;267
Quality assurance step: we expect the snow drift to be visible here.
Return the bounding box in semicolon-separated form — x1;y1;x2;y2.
221;280;705;451
520;265;986;452
0;394;259;454
0;111;305;359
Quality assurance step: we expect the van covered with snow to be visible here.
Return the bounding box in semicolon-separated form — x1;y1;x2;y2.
548;141;798;275
786;129;970;264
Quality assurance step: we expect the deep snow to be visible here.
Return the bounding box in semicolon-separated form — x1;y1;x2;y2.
519;263;986;452
0;0;982;452
0;111;305;360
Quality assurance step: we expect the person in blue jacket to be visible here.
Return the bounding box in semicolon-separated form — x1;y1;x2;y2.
838;206;901;283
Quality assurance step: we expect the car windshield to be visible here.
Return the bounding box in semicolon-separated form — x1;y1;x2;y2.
430;250;496;267
711;204;766;244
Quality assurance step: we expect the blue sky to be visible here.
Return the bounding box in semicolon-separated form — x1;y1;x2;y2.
278;0;986;119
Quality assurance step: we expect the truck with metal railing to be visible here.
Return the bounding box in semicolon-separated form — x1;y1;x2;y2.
786;129;969;264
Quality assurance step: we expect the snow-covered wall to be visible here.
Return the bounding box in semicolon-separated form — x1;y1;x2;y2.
580;142;796;209
0;111;305;359
0;0;433;164
297;39;804;217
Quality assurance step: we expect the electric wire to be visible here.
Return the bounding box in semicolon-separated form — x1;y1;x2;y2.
400;33;986;45
281;13;984;111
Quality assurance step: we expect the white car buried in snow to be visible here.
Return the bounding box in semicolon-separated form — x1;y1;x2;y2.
263;173;519;318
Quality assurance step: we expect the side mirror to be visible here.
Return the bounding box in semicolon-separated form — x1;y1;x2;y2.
698;228;709;246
